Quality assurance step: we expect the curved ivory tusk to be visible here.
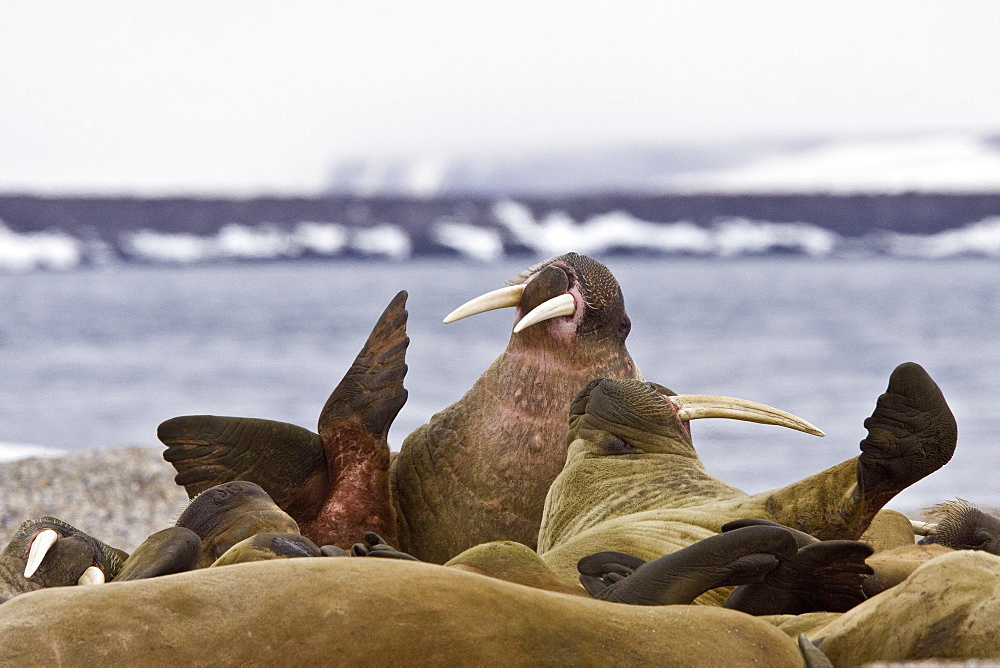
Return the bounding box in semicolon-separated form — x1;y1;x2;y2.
669;394;825;437
513;293;576;334
77;566;105;585
910;520;937;536
443;284;526;324
24;529;60;578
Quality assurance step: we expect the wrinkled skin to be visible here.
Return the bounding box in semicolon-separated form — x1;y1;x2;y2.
393;254;641;562
578;525;799;606
770;550;1000;664
0;517;126;603
160;291;409;549
921;499;1000;554
537;364;956;604
175;481;300;568
577;521;873;614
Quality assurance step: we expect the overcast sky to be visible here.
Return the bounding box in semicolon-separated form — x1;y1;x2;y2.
1;1;998;194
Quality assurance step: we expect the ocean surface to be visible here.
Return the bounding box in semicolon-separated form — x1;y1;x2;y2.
1;257;998;512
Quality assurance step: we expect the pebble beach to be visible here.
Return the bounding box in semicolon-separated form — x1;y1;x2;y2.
0;447;189;552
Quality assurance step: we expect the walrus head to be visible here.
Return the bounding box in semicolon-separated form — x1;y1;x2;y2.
176;481;300;568
565;378;823;461
445;252;632;349
1;517;127;603
921;499;1000;555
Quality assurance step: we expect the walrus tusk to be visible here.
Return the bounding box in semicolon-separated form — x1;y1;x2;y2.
443;284;526;324
910;520;937;536
77;566;105;585
513;294;576;333
669;395;825;437
24;529;60;578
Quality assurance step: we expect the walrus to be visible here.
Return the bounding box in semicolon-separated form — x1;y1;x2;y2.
159;290;409;549
0;557;808;665
174;480;300;568
393;253;642;562
0;517;127;603
535;363;956;601
918;498;1000;554
209;532;322;567
579;520;874;615
113;527;201;581
769;550;1000;664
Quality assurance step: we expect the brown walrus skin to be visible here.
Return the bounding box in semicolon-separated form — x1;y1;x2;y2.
160;291;409;550
392;253;642;562
0;558;806;666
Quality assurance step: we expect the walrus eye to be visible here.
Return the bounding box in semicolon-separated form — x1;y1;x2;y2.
617;315;631;338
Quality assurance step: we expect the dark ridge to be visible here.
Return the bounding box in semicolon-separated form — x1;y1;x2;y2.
2;193;999;246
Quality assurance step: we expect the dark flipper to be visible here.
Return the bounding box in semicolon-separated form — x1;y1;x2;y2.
114;527;201;581
578;526;798;606
577;551;647;598
160;415;329;523
856;362;957;511
318;290;409;446
798;634;834;668
725;539;874;615
350;532;419;561
721;518;819;549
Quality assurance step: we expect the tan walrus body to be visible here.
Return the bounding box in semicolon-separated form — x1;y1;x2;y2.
393;254;641;562
535;364;957;593
0;558;805;666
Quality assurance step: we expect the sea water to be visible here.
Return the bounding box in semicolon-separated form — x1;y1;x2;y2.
1;257;997;510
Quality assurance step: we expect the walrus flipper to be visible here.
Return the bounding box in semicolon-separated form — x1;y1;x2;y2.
318;290;409;445
724;538;873;615
579;526;798;606
856;362;957;509
113;527;201;581
159;415;329;522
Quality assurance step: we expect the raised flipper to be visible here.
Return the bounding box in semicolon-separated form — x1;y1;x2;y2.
578;526;798;605
160;416;329;522
160;291;409;541
113;527;201;581
317;290;409;448
855;362;957;511
724;537;873;615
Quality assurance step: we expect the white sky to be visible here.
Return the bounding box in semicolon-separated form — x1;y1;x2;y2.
1;1;998;194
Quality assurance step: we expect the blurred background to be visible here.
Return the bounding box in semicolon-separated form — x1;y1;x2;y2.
1;1;998;511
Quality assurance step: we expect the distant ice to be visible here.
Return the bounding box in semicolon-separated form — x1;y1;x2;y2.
889;216;1000;258
0;221;81;272
662;134;1000;194
432;220;504;261
122;222;350;264
493;201;837;257
350;224;411;259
